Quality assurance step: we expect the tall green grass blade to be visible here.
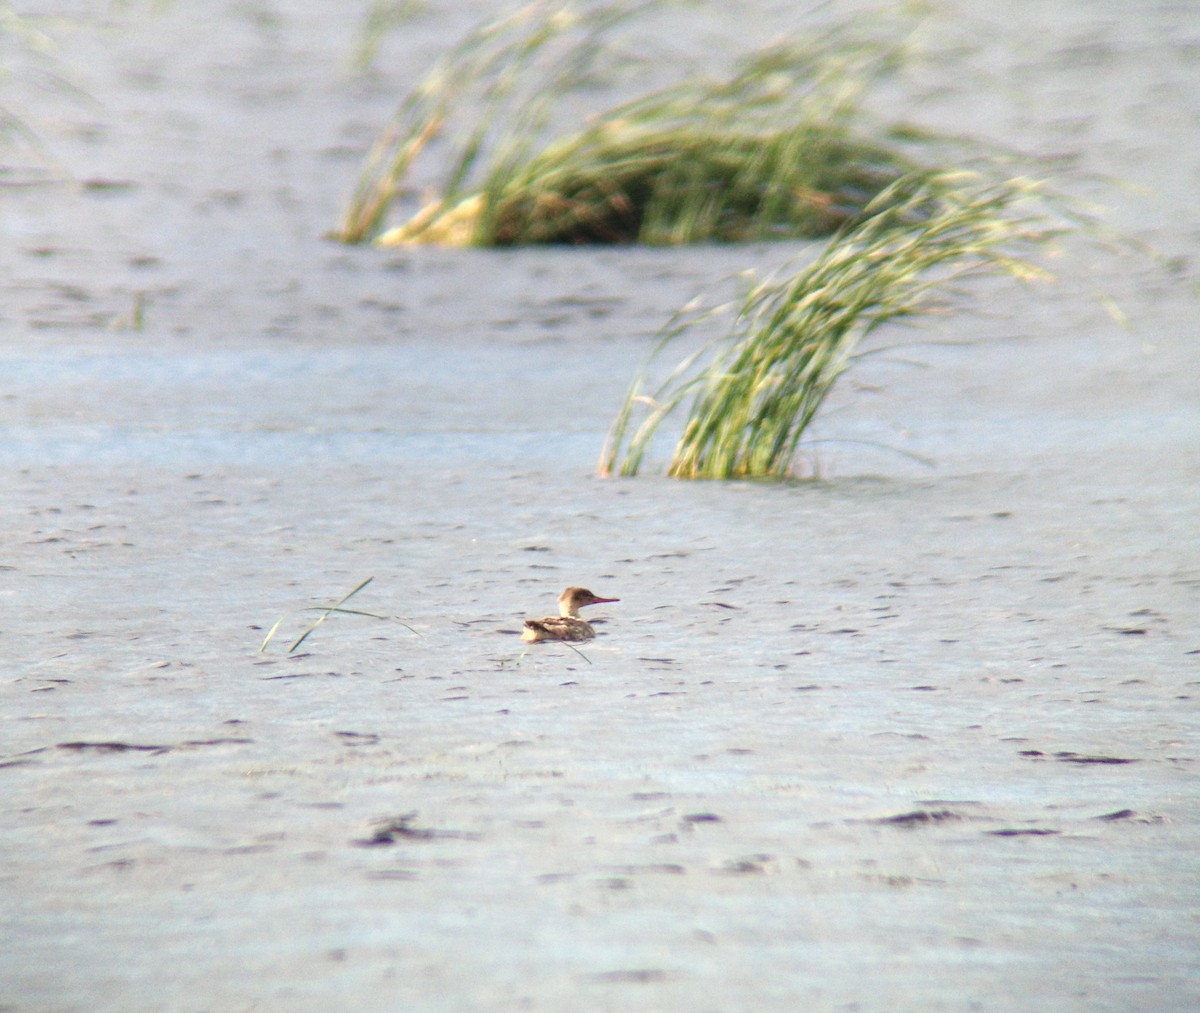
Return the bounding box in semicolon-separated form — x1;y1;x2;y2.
352;0;426;72
601;171;1111;480
516;639;592;666
258;616;285;654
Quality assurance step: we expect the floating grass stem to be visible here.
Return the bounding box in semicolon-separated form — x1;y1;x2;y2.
260;577;417;654
516;639;592;666
600;172;1097;480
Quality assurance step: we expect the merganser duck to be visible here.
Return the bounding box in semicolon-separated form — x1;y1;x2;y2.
521;587;619;643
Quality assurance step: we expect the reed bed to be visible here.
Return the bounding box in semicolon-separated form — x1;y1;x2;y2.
336;2;926;246
598;172;1098;480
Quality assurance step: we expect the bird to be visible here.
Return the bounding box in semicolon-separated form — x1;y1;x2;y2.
521;586;619;643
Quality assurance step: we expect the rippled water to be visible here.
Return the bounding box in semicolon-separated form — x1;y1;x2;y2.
2;2;1198;1009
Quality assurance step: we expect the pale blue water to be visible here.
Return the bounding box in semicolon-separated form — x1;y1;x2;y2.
1;3;1198;1010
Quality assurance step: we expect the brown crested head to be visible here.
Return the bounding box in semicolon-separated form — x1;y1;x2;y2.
558;586;620;616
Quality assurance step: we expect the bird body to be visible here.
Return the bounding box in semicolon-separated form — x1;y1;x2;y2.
521;587;619;643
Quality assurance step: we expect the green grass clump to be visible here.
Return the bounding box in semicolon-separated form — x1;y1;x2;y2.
336;1;928;246
474;124;908;246
598;172;1091;480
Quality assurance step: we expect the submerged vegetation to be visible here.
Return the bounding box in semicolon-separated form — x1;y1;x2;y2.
598;171;1112;480
337;2;929;246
